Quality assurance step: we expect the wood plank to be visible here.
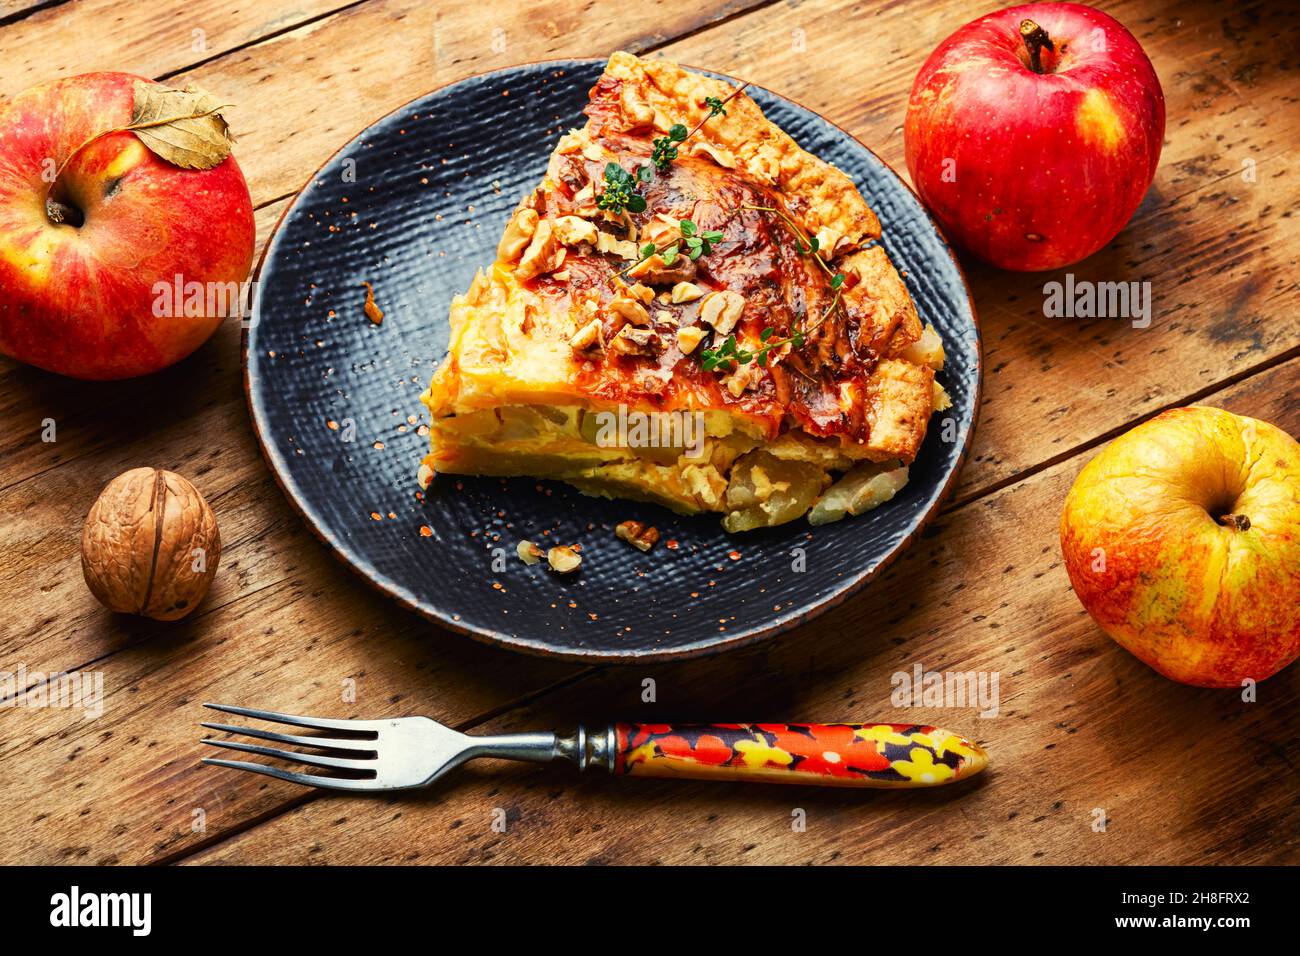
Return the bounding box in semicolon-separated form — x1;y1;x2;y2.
0;571;583;865
0;0;358;99
128;0;780;208
0;0;58;26
191;357;1300;865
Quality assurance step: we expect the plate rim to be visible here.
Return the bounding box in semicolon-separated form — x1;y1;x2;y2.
242;57;983;664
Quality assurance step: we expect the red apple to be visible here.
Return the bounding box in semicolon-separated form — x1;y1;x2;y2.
0;73;255;380
904;2;1164;271
1061;406;1300;687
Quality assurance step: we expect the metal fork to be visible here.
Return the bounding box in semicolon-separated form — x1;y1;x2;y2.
200;702;598;792
200;703;989;791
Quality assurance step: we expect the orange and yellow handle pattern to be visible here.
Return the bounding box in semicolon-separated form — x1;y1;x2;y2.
615;723;988;788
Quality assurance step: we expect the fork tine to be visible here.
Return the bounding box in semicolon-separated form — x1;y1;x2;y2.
201;721;375;754
203;702;379;733
201;758;382;792
201;738;376;771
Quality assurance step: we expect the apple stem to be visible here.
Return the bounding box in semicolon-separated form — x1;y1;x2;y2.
45;196;84;228
1216;513;1251;531
1019;19;1056;74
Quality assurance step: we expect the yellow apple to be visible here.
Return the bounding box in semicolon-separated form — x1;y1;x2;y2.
1060;405;1300;687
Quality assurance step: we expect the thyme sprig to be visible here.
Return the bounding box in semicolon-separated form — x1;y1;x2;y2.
651;124;689;172
702;329;802;372
651;83;749;173
595;82;749;215
588;84;849;379
596;161;650;215
739;202;841;282
699;273;844;373
609;218;725;285
697;204;848;375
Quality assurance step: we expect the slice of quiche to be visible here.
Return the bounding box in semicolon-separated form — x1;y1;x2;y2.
420;52;948;531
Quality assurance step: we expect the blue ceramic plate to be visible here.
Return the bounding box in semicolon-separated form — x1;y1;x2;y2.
244;60;980;662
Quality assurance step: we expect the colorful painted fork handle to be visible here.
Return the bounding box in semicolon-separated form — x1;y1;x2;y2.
612;722;988;788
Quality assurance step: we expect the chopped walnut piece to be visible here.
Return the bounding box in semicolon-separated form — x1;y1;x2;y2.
640;215;680;248
699;290;745;336
609;295;651;327
627;283;655;304
361;281;384;325
516;218;561;280
628;253;696;286
615;520;660;552
610;325;658;355
596;230;639;260
599;207;637;238
676;326;706;354
571;182;597;217
555;130;585;154
497;208;539;262
569;318;605;353
553;215;599;246
517;540;544;565
670;281;705;304
417;461;434;489
547;545;582;573
722;361;761;398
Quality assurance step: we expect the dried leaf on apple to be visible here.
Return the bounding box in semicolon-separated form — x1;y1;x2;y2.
128;81;234;171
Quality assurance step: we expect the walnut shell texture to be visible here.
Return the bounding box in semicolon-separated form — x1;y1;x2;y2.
81;467;221;621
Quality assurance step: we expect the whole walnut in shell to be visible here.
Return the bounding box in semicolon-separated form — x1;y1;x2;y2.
81;468;221;621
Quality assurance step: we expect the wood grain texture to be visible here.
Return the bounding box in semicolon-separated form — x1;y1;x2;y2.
0;0;1297;866
0;0;359;98
129;0;778;208
192;359;1300;866
0;0;57;26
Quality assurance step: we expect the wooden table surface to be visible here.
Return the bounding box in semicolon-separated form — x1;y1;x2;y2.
1;0;1297;866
